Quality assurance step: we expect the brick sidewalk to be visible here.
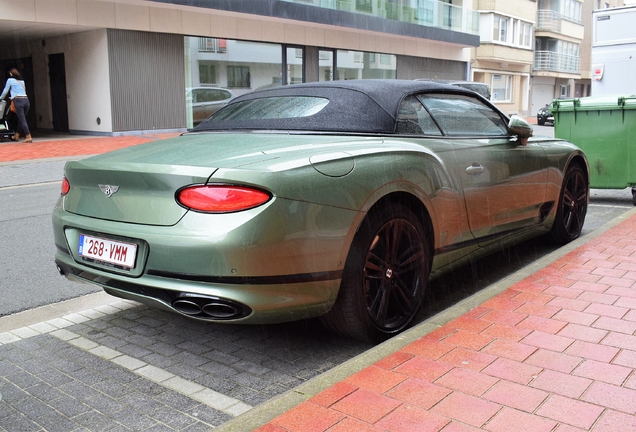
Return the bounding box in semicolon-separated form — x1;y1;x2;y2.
0;133;180;163
257;214;636;432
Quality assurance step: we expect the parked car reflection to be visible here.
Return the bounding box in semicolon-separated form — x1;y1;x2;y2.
186;87;236;125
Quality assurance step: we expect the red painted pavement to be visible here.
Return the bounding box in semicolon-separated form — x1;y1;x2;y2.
0;133;180;162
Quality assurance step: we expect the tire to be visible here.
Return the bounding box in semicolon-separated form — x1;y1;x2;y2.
632;189;636;206
321;204;431;342
537;119;545;126
549;164;588;245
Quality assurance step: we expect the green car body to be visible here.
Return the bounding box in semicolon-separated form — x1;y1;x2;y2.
53;80;589;341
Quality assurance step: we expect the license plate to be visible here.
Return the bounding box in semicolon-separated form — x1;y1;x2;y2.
78;234;137;269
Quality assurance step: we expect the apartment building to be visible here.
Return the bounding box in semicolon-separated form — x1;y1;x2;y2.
0;0;479;135
471;0;536;116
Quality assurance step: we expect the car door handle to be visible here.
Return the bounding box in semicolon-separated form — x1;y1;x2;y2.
466;164;485;175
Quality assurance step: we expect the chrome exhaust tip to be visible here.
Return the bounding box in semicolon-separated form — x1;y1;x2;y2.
171;293;250;320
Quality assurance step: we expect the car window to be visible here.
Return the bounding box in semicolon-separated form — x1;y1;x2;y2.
418;94;508;137
212;96;329;120
395;95;441;136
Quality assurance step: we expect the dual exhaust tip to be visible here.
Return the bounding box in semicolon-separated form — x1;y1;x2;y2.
172;293;251;320
56;262;250;320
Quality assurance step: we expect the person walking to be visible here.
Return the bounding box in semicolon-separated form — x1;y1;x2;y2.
1;68;31;143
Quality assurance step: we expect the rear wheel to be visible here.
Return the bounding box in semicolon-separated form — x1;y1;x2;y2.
322;204;431;342
550;164;588;245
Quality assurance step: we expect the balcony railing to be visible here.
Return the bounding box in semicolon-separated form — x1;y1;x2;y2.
281;0;479;35
534;51;580;74
536;9;581;32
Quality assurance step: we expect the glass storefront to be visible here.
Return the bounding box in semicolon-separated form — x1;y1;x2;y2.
184;37;397;127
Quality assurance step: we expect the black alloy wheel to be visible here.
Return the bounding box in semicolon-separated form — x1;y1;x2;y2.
550;164;588;245
322;204;431;342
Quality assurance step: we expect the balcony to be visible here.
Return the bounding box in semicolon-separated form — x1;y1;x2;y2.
534;51;580;74
536;9;584;40
282;0;479;35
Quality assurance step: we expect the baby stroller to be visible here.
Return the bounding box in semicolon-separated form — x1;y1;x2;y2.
0;99;16;142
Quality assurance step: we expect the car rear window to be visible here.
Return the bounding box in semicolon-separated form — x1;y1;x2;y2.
212;96;329;120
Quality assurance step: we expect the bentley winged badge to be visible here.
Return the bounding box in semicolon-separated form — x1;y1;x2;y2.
98;184;120;198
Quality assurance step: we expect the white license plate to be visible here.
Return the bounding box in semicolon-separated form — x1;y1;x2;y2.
78;234;137;269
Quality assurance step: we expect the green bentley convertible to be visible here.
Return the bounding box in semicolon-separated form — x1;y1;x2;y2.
53;80;589;342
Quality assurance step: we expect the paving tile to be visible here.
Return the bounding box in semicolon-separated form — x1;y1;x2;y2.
481;358;542;385
524;349;582;374
510;291;554;305
434;367;498;396
400;339;454;360
593;410;636;432
557;323;608;343
310;382;359;408
331;389;401;424
438;421;482;432
573;359;633;385
480;295;524;312
535;394;604;429
480;339;537;363
581;381;636;414
591;267;627;278
546;296;589;311
608;286;636;300
438;347;497;372
584;303;629;319
513;303;560;319
612;349;636;368
393;356;453;382
565;340;620;363
480;323;532;342
593;316;636;334
375;404;450;432
430;391;501;428
521;331;574;352
479;309;526;327
374;351;414;370
343;366;407;394
516;316;567;334
601;332;636;351
578;292;619;306
483;407;557;432
326;417;385;432
570;280;611;293
482;381;548;413
551;309;598;326
598;275;635;288
529;369;592;399
543;285;584;300
442;330;494;351
270;401;344;432
385;377;452;410
446;316;492;333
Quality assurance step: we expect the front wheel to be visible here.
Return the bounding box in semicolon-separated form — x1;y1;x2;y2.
321;204;431;342
550;164;588;245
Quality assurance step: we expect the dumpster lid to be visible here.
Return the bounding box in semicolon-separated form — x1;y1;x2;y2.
551;95;636;112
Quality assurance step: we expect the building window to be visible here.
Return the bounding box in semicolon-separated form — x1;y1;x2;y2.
518;22;533;48
355;0;373;13
199;38;227;53
491;75;512;102
198;64;216;85
227;66;251;88
493;15;509;43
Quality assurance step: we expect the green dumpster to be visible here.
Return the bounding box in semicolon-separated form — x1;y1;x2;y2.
552;95;636;206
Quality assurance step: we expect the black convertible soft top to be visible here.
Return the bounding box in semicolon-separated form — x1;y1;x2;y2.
193;79;483;134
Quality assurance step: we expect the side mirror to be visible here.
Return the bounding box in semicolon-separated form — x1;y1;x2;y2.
508;115;533;146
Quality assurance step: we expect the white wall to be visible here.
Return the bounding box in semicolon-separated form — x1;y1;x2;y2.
47;30;112;133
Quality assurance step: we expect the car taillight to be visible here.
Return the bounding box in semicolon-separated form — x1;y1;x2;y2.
61;177;70;196
176;185;271;213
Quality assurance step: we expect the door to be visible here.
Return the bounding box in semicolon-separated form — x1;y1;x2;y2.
419;93;548;239
49;53;69;132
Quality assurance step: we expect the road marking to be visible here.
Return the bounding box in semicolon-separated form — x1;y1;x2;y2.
0;299;253;417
